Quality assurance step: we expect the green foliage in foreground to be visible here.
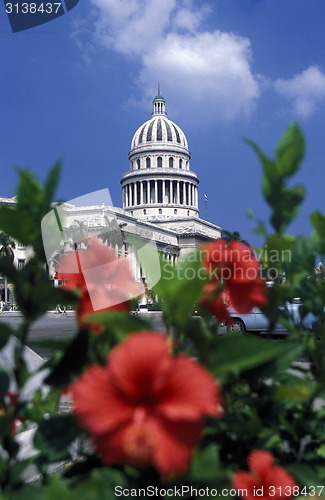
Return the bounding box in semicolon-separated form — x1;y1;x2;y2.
0;123;324;497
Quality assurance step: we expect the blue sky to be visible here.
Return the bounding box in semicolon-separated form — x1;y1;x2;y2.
1;0;324;247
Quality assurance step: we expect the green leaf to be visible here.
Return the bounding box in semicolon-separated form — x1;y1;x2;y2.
190;444;221;481
270;185;306;233
0;256;18;283
44;475;72;500
0;207;35;245
86;311;151;340
34;414;82;463
45;330;89;387
26;387;61;421
317;443;325;459
275;122;305;177
0;323;14;350
71;469;127;500
32;283;77;314
275;378;314;401
43;162;61;206
0;370;10;403
310;210;325;239
8;459;34;488
29;338;72;353
242;340;303;380
4;487;43;500
207;335;303;377
153;251;208;329
287;463;325;486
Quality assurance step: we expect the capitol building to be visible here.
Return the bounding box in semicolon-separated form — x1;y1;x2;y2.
1;91;221;294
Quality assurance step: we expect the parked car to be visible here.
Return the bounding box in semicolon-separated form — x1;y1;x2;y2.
226;303;318;334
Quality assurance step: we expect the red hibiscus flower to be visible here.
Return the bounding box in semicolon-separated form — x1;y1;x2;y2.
199;239;266;322
58;238;142;330
69;331;222;479
0;392;23;434
233;450;297;500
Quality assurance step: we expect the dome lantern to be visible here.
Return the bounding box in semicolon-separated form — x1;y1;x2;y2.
152;85;166;116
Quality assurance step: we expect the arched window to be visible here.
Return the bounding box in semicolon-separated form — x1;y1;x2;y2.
137;159;140;169
157;156;162;168
146;157;151;168
174;209;177;214
158;208;162;214
143;209;147;215
179;159;183;169
169;157;174;168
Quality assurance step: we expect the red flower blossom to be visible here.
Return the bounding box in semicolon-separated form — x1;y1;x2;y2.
233;450;297;500
0;391;23;434
69;332;222;479
58;238;142;330
200;239;266;321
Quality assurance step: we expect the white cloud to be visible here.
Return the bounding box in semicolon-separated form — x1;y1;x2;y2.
274;66;325;118
140;31;259;121
91;0;177;56
88;0;260;122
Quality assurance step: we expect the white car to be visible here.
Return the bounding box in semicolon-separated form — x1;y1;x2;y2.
226;303;317;334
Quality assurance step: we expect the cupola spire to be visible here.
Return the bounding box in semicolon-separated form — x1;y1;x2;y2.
152;84;166;116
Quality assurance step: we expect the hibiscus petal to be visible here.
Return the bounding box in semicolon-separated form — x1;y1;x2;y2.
233;471;257;500
202;239;228;269
70;364;133;435
228;280;266;313
157;356;221;420
152;417;202;479
78;238;116;269
109;332;172;400
93;426;130;466
200;291;229;322
95;420;158;469
265;465;297;489
248;450;274;480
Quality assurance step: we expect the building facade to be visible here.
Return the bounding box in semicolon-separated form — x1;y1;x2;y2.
1;92;221;301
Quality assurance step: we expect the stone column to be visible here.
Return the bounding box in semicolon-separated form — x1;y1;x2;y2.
135;183;138;206
140;181;144;205
154;180;158;204
162;180;165;204
176;181;180;204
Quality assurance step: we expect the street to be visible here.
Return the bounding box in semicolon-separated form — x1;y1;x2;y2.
0;311;170;357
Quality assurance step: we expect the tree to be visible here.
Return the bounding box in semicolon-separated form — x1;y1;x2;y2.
98;216;126;250
221;229;250;247
68;219;89;250
0;232;16;303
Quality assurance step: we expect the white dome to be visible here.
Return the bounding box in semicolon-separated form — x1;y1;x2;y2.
131;116;188;150
121;92;199;221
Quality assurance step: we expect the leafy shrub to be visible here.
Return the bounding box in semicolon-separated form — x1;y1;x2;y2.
0;124;324;499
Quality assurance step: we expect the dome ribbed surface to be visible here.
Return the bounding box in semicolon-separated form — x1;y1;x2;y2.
131;116;188;150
